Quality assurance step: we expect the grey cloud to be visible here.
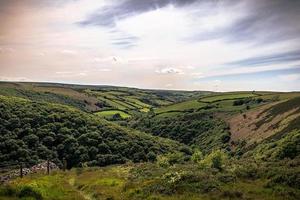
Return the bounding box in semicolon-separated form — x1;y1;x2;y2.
225;50;300;67
109;31;139;49
186;0;300;45
79;0;198;27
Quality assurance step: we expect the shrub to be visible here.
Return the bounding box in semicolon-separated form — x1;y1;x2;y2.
191;149;203;163
199;150;228;170
156;153;184;167
233;162;258;180
156;155;170;168
0;185;16;196
147;151;157;162
17;186;43;200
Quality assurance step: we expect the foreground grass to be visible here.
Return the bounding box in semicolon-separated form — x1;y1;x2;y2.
1;160;299;200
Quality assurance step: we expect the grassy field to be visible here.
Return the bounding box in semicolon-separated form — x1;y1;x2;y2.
95;110;131;119
155;100;207;114
199;92;258;103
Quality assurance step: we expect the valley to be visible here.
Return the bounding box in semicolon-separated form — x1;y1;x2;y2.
0;82;299;200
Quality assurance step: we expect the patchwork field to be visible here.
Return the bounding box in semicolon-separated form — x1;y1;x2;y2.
155;100;207;114
0;82;299;200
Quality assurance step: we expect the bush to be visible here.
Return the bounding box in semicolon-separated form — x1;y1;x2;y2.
233;162;258;180
156;153;184;167
147;151;157;162
156;155;170;168
191;149;203;163
18;186;43;200
0;185;16;196
199;150;228;170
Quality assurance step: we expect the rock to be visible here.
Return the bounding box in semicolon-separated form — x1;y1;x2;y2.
0;161;59;183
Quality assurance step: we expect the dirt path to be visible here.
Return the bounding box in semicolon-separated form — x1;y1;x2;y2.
68;177;94;200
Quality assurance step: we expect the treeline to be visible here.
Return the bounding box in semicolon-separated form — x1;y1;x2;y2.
0;96;186;168
129;112;231;154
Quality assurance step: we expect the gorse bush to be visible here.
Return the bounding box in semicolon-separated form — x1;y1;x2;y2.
199;149;228;170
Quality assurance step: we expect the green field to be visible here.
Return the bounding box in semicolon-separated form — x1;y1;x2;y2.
95;110;131;119
199;92;258;103
155;100;207;114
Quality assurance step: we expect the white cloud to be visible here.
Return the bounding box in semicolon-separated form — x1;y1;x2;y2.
60;49;78;55
155;67;184;75
279;74;300;82
98;68;112;72
0;76;31;81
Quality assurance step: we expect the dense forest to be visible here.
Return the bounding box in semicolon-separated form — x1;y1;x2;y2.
0;95;186;168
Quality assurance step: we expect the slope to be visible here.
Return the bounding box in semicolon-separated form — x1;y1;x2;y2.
0;95;188;168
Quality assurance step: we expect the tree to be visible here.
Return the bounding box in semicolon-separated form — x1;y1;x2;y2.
146;151;156;162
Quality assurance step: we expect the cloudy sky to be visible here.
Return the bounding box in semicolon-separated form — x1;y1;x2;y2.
0;0;300;91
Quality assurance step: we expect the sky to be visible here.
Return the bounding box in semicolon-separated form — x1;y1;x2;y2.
0;0;300;91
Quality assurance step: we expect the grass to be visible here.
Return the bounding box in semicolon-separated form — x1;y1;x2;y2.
124;97;151;109
2;160;299;200
199;92;258;103
95;110;131;119
155;100;207;114
1;173;85;200
155;112;185;118
140;107;150;112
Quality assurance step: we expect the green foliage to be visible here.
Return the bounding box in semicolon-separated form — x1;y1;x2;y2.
0;95;184;168
18;186;43;200
251;130;300;161
199;150;228;170
156;153;185;167
130;111;230;153
191;149;203;163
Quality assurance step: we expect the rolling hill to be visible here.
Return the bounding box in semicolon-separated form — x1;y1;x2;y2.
0;82;299;200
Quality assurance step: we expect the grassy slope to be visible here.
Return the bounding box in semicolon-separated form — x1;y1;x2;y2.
229;96;300;146
1;159;299;200
199;92;258;103
0;82;210;118
154;91;276;116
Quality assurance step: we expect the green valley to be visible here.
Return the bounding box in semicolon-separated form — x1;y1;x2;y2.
0;82;299;200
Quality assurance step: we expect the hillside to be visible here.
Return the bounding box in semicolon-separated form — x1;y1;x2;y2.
0;82;209;119
0;82;299;200
0;95;187;168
